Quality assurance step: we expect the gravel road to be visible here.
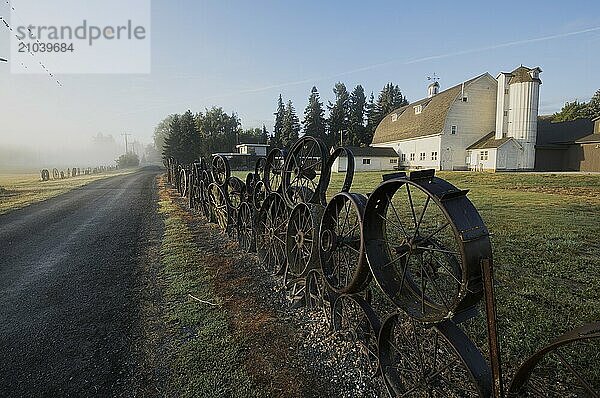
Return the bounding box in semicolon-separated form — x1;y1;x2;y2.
0;167;162;397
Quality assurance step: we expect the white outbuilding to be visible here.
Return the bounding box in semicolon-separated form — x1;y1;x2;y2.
330;146;399;172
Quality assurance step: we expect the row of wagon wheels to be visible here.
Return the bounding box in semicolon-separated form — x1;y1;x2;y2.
165;137;599;398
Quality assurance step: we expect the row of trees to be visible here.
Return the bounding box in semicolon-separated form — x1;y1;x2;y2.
552;89;600;122
272;82;408;148
158;108;268;163
156;81;408;160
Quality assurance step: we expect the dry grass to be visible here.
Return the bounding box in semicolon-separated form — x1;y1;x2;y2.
0;169;135;215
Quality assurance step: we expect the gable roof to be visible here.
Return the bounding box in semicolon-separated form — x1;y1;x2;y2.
342;146;398;157
372;73;494;144
575;134;600;144
536;116;594;146
466;131;515;150
506;66;542;85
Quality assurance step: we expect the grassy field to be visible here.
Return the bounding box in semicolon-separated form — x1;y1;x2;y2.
0;169;135;215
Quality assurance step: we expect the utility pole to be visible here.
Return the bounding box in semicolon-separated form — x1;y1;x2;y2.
121;133;132;154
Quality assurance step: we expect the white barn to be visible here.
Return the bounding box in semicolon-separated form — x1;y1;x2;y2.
371;65;542;171
330;146;399;172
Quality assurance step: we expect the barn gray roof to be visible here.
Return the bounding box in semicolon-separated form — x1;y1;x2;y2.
466;132;514;150
372;73;492;145
575;134;600;144
507;66;542;85
342;146;398;157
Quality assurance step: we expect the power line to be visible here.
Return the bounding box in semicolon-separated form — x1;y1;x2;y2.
1;1;62;86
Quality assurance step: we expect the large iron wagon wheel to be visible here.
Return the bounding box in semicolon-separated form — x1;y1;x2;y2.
282;136;329;206
226;176;245;212
252;180;268;211
331;294;381;378
363;170;490;323
305;269;337;329
52;168;60;180
40;169;50;181
264;148;285;193
236;202;256;253
256;192;289;275
179;168;188;197
285;203;324;280
321;146;356;203
207;182;231;232
378;312;492;397
508;321;600;397
319;192;370;294
211;154;230;187
244;172;256;202
254;156;267;183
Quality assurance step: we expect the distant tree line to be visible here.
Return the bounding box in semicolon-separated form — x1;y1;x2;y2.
552;89;600;122
157;81;408;161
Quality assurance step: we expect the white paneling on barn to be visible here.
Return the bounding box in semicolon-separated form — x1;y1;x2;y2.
330;146;399;172
371;65;542;171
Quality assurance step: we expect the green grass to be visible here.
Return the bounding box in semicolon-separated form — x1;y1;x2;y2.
0;169;135;215
157;196;264;398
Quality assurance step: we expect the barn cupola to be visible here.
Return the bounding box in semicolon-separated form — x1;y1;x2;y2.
427;81;439;98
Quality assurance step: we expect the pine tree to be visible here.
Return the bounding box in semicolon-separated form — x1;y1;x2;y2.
376;83;408;126
348;85;367;146
327;82;350;147
587;89;600;120
365;92;378;144
552;101;588;122
282;100;300;148
272;94;285;148
178;109;201;163
302;86;327;141
162;114;182;159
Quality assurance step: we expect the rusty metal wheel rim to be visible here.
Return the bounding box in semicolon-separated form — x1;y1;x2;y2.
332;294;382;378
236;202;255;253
364;173;490;322
282;136;329;206
256;192;288;275
378;312;492;397
207;182;230;232
211;154;230;187
319;192;369;294
508;321;600;397
285;203;322;279
252;180;267;211
264;148;285;193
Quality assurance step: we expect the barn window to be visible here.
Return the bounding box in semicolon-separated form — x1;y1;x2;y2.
401;153;406;162
461;96;468;102
362;158;371;165
431;152;438;161
390;158;398;164
410;153;415;161
480;151;489;161
419;152;426;161
391;113;398;122
414;105;422;114
503;110;508;117
451;125;457;135
504;88;509;95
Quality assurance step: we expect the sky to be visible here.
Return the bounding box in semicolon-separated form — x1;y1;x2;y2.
1;0;599;166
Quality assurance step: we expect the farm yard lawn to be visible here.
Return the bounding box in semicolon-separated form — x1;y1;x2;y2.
0;169;135;215
327;170;600;377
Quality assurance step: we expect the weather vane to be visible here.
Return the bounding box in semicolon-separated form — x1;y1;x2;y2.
427;73;440;82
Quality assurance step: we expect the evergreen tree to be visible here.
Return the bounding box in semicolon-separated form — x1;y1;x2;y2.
327;82;350;147
272;94;285;148
587;89;600;120
375;83;408;126
162;114;182;159
153;114;177;152
178;109;202;163
282;100;300;148
348;85;367;146
552;100;589;122
302;86;327;141
365;92;378;144
197;107;241;155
